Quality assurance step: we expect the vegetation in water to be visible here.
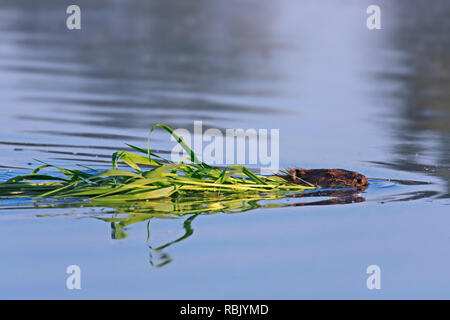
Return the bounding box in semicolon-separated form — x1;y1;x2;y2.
0;124;315;209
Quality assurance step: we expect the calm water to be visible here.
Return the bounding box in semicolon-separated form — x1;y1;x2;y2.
0;0;449;299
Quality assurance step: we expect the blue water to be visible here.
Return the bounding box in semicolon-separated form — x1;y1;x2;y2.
0;0;449;299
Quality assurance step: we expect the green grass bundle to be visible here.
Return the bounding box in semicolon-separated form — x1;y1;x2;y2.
0;124;315;202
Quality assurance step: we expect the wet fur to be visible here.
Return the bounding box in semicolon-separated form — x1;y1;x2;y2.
279;168;369;189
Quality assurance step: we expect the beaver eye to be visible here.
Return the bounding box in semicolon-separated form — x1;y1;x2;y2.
357;179;362;183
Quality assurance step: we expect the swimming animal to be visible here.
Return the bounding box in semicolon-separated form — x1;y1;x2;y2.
279;168;369;189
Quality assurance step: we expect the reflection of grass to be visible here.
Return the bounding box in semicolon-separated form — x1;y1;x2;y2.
96;195;272;268
90;187;365;268
91;190;290;242
0;124;315;204
24;184;363;268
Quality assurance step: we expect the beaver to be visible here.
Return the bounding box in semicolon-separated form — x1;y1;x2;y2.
279;168;369;189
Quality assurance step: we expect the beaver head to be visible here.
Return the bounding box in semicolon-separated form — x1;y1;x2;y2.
283;168;369;189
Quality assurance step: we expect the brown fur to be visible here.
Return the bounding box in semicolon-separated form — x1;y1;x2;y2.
279;168;369;189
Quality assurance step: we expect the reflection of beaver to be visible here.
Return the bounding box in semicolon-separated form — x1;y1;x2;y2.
288;189;366;206
280;168;369;189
